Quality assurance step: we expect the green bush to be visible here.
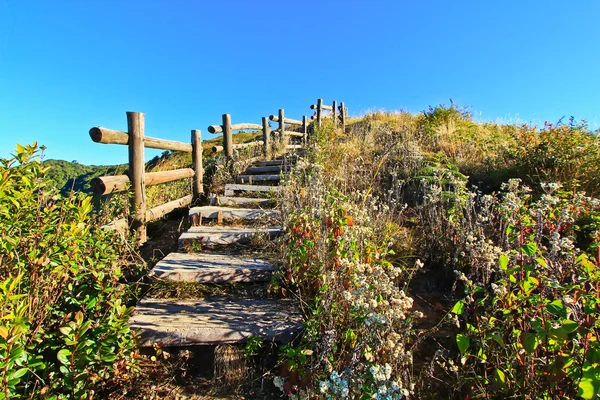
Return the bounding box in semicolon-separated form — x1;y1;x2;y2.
0;144;140;398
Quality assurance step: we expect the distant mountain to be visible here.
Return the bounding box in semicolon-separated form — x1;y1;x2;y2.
43;159;126;194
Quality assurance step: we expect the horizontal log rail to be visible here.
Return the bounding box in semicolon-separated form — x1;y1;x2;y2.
91;168;195;195
90;127;193;152
269;115;303;126
212;140;264;153
310;103;333;111
208;123;262;134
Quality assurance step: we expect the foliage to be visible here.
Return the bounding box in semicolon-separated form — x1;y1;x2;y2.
0;143;141;398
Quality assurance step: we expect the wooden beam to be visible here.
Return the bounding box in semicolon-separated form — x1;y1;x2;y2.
232;140;263;150
332;100;337;128
212;145;224;153
146;195;193;223
192;129;203;198
310;101;333;112
278;109;285;143
302;116;308;143
208;125;223;134
316;98;323;127
286;144;303;150
222;114;233;159
91;168;195;195
262;116;271;160
269;115;303;126
127;111;146;244
90;127;193;152
340;102;346;132
230;123;262;131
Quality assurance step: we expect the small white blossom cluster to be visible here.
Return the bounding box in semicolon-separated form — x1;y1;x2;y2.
319;370;349;399
369;363;411;399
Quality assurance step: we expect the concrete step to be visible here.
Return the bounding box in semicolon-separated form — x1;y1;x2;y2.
245;165;284;174
189;206;280;223
224;184;282;196
150;252;277;283
179;226;283;248
210;196;275;208
235;174;281;184
130;298;303;346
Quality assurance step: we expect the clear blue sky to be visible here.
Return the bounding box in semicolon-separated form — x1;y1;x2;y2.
1;0;599;165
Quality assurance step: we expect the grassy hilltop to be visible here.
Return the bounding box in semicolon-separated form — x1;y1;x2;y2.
2;105;600;399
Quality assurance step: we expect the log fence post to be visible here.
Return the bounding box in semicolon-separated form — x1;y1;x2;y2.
316;98;323;128
222;114;233;160
191;129;203;199
340;101;346;132
332;100;337;128
302;116;308;144
127;111;147;244
278;108;285;146
262;116;271;160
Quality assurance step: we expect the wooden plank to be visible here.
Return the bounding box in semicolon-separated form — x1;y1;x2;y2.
151;252;278;283
224;183;283;196
235;174;281;184
245;165;283;174
129;298;302;346
211;196;275;208
192;129;203;197
178;225;283;248
146;195;193;222
189;206;280;222
127;112;146;243
90;127;193;152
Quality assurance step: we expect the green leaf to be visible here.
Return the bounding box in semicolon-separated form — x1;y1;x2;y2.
520;332;538;353
493;368;508;389
561;320;579;333
57;348;71;366
7;368;28;381
498;254;509;271
546;299;568;319
520;242;538;257
520;276;539;295
451;300;465;315
578;377;598;399
456;334;470;354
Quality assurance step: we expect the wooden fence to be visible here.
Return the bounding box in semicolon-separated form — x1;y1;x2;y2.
88;100;346;244
89;112;203;243
310;98;348;131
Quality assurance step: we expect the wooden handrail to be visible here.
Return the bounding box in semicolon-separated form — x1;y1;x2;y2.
91;168;195;195
208;123;262;134
269;115;303;126
90;127;193;152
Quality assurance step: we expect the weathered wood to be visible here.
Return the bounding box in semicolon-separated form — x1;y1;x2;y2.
189;206;280;222
262;116;271;160
302;116;308;143
89;127;193;152
245;165;282;174
151;252;277;283
208;125;223;134
129;298;302;346
146;195;193;222
310;101;333;112
222;114;233;159
232;140;263;150
91;168;195;195
332;100;337;128
340;102;346;131
211;196;275;208
286;144;303;150
102;218;129;233
224;183;283;196
212;145;224;153
179;225;283;248
236;174;281;184
127;112;146;243
269;115;303;126
230;123;262;131
278;109;285;144
321;104;333;111
192;129;203;198
316;98;323;127
217;210;223;225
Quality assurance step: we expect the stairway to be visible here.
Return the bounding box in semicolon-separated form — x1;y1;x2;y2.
129;154;302;346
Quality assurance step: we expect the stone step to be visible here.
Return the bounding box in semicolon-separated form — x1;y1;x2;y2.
189;206;280;223
235;174;281;184
179;226;283;248
224;184;283;196
245;165;284;174
210;196;275;208
150;252;277;283
129;298;303;346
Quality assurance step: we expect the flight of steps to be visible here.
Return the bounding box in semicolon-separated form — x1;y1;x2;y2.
129;156;302;346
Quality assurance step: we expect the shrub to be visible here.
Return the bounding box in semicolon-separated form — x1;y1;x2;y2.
0;143;140;398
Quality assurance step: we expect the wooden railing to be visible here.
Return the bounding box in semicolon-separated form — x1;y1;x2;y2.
310;98;348;131
88;101;347;244
89;112;203;243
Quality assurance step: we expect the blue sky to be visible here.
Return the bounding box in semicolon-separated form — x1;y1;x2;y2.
1;0;599;165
